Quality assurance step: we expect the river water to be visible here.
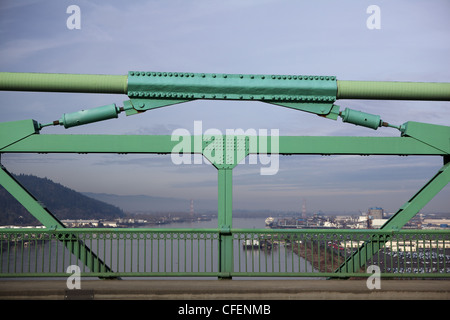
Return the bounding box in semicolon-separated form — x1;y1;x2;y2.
1;218;320;280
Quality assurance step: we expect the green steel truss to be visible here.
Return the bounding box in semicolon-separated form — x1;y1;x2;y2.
0;71;449;279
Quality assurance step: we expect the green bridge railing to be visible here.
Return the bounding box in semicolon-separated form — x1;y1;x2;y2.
1;228;448;278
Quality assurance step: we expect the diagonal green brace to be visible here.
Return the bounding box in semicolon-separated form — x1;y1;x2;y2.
0;165;114;275
334;158;450;275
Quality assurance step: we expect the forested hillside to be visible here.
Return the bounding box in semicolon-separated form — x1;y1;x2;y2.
0;174;125;225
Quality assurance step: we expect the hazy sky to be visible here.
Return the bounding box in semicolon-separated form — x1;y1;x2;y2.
0;0;449;214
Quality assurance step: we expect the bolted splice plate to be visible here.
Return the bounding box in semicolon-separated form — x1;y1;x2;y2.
126;71;337;113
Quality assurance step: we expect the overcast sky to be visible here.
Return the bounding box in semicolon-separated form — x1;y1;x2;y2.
0;0;449;214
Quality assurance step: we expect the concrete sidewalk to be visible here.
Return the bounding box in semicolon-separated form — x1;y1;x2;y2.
0;279;449;300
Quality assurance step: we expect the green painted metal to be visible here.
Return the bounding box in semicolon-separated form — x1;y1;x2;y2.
401;121;450;154
0;228;448;278
0;72;127;94
0;165;63;229
334;160;450;275
127;71;337;102
1;132;447;156
217;169;233;278
340;107;382;130
2;71;449;102
337;80;450;101
0;119;40;150
0;70;449;279
56;103;122;129
125;71;338;118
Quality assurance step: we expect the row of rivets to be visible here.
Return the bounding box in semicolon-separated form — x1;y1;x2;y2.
130;71;196;77
129;71;335;81
128;91;335;102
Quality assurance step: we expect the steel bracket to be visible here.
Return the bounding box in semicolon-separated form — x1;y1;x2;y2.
125;71;337;117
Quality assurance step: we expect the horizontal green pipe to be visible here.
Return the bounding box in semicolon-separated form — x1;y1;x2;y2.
1;72;449;102
0;72;127;94
337;80;450;101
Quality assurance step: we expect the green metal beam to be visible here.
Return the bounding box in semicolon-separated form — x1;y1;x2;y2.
217;169;233;279
0;119;40;150
2;133;447;156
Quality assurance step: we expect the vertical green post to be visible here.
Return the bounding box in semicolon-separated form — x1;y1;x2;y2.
217;168;233;279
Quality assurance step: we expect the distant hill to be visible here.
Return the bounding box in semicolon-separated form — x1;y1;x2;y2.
83;192;217;213
0;174;125;225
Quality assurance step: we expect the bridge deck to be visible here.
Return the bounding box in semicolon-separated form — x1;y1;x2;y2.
0;279;448;300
